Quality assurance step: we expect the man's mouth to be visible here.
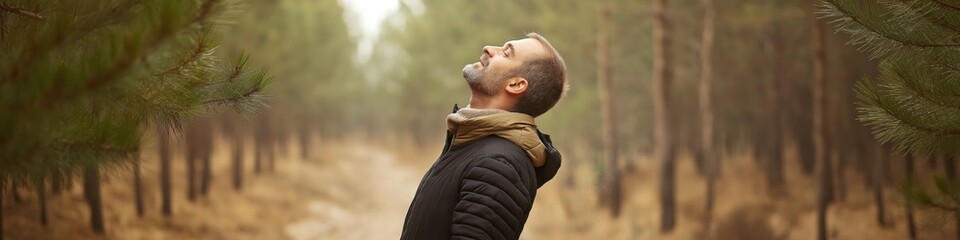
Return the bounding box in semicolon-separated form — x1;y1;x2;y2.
479;54;489;67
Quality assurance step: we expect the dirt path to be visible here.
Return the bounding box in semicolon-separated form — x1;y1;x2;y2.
2;140;425;240
4;140;949;239
284;144;421;240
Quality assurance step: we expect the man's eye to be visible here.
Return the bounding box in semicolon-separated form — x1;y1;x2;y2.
504;49;511;57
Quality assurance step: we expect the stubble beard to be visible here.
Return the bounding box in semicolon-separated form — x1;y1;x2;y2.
463;63;497;96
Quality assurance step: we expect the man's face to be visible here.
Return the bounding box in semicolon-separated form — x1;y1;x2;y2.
463;38;548;96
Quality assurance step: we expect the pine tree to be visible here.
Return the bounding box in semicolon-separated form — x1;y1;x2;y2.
221;114;244;190
0;183;3;240
820;0;960;159
595;5;623;218
217;0;358;153
653;0;678;232
812;0;832;238
184;117;215;200
820;0;960;236
0;0;270;233
133;152;145;217
872;143;890;227
699;0;717;234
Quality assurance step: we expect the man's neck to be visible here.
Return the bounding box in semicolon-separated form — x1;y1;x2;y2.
468;94;514;111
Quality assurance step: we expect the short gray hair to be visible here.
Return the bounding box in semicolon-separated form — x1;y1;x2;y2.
511;32;568;117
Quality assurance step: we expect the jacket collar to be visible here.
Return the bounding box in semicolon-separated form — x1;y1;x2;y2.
441;104;563;188
446;105;546;167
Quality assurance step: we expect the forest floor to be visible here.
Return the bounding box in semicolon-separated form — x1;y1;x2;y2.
523;147;957;240
2;136;956;239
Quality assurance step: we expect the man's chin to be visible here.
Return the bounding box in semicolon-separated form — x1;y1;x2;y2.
463;62;482;71
462;62;482;79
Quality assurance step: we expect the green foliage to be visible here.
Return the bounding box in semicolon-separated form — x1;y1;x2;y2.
821;0;960;218
0;0;269;189
821;0;960;155
370;0;864;160
903;175;960;221
196;0;875;178
216;0;358;136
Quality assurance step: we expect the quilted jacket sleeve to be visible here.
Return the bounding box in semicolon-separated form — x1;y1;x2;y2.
451;157;534;240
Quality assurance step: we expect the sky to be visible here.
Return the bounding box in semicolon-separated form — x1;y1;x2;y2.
340;0;402;63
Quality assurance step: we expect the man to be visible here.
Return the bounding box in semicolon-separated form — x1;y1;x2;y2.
400;33;567;240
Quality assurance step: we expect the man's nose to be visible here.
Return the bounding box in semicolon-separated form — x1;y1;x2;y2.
482;46;498;57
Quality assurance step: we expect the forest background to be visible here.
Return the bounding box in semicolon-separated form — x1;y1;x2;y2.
2;0;957;239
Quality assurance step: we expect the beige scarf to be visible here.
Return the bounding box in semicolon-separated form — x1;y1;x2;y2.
446;107;547;167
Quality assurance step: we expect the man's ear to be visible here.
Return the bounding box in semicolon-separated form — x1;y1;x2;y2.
505;77;528;95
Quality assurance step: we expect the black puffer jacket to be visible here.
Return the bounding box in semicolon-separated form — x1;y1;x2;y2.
400;106;562;240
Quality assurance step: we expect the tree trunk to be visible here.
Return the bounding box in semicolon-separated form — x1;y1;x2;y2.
255;118;267;174
812;1;831;238
254;136;262;174
872;143;888;227
596;6;621;218
233;134;244;191
944;154;958;239
133;153;144;217
227;116;244;190
276;130;288;159
50;175;63;196
185;117;214;198
299;130;310;159
1;183;4;240
11;187;20;203
763;24;785;193
160;131;172;217
653;0;677;232
699;0;717;234
36;178;47;226
927;153;938;169
268;139;276;172
256;116;276;172
200;150;212;195
186;147;197;201
943;154;955;179
905;153;917;240
835;149;846;201
798;127;816;176
83;166;104;234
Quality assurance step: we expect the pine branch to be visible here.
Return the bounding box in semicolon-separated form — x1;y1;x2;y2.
154;38;210;77
31;47;140;111
54;139;139;154
934;58;960;73
931;0;960;12
0;3;44;21
201;84;263;106
223;53;250;84
195;0;221;24
138;94;190;113
205;53;249;85
907;177;960;213
226;59;244;83
824;0;960;48
920;199;959;212
872;101;960;136
75;0;227;90
4;1;137;84
891;0;960;33
857;80;960;148
0;0;265;199
77;0;142;33
872;93;960;136
894;68;960;109
20;0;225;111
827;0;960;155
